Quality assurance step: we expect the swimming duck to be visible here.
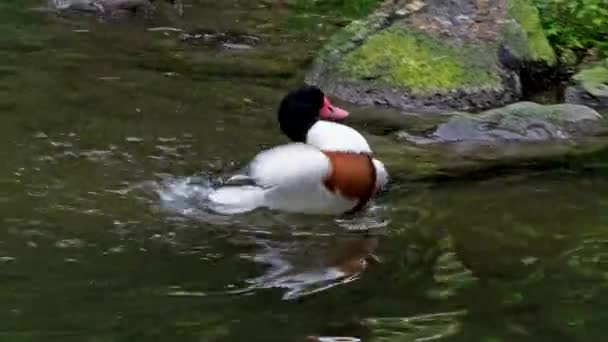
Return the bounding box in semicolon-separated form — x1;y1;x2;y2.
207;86;388;215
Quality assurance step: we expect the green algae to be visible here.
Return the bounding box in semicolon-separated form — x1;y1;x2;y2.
336;29;501;93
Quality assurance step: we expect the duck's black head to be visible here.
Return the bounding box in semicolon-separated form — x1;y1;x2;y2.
277;86;349;142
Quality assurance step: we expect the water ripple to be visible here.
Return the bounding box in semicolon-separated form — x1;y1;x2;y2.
229;235;379;300
365;310;467;342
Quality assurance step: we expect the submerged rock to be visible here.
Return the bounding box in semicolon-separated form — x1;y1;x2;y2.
49;0;178;18
52;0;148;12
51;0;98;12
178;30;260;51
306;0;556;113
565;59;608;110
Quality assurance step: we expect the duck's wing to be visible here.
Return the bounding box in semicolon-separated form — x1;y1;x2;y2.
249;143;331;189
207;143;330;215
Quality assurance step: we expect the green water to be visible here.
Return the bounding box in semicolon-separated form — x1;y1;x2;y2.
2;1;608;341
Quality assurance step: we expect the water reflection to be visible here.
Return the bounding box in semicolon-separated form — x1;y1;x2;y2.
234;233;380;300
365;310;467;342
147;171;391;300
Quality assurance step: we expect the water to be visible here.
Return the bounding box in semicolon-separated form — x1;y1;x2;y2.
2;1;608;341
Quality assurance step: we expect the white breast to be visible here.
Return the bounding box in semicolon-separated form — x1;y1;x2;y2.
306;121;372;153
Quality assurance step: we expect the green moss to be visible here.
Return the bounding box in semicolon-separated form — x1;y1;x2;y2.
507;0;556;65
317;13;388;63
318;19;368;59
574;61;608;97
336;29;501;93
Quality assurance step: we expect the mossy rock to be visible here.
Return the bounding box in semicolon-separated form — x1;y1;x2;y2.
337;29;502;93
307;0;556;113
565;59;608;109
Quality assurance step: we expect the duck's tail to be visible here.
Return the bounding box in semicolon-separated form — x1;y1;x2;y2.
207;185;269;215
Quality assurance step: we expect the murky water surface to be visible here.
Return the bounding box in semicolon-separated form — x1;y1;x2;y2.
2;1;608;341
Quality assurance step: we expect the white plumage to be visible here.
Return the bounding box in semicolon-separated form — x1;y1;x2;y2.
207;143;356;215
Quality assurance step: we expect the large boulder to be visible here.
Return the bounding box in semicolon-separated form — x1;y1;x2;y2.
306;0;556;113
565;59;608;110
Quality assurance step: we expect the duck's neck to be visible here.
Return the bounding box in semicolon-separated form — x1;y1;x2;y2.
305;121;372;154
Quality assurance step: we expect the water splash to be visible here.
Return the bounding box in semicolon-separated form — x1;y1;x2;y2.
153;176;215;217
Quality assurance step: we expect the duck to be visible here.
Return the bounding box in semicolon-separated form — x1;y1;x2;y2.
207;86;388;215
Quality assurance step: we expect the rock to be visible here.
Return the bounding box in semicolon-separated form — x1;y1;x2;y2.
565;59;608;110
306;0;556;113
51;0;101;12
178;30;260;51
221;43;254;51
360;102;608;182
50;0;175;18
52;0;149;11
400;102;604;144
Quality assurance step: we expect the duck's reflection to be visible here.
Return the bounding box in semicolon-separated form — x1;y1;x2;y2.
242;233;380;300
